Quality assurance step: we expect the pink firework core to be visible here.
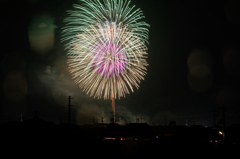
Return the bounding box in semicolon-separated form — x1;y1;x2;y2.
91;41;128;78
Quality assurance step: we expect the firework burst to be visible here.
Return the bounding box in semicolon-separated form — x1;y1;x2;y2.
62;0;149;99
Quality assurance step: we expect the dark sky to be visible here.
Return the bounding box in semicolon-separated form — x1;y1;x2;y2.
1;0;240;126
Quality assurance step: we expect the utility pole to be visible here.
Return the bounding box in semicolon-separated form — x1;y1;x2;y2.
101;117;104;124
68;96;73;124
217;106;227;128
212;106;218;127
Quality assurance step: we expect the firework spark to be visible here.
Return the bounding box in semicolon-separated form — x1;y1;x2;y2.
62;0;149;99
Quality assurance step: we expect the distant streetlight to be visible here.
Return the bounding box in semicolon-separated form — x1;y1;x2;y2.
219;131;225;139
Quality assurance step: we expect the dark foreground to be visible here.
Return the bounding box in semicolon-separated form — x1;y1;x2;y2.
1;120;239;157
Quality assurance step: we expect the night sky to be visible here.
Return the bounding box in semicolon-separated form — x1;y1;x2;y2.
1;0;240;127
